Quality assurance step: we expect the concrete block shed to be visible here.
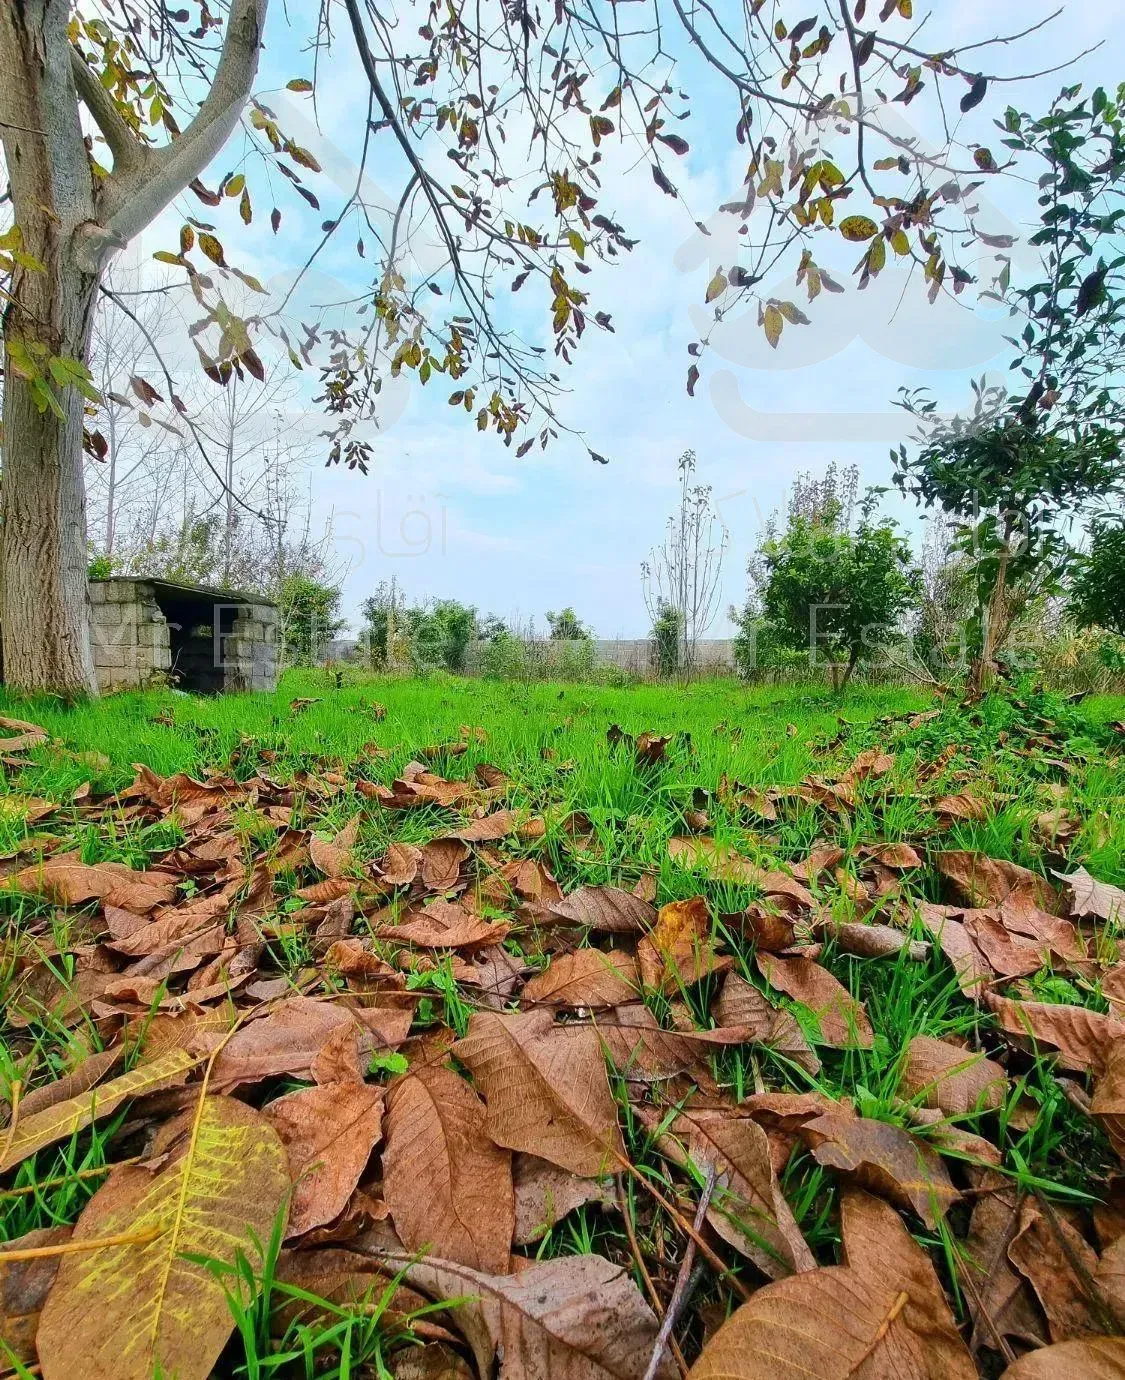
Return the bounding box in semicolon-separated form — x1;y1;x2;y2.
88;577;278;694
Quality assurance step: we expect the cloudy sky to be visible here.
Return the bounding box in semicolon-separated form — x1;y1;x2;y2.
119;0;1125;636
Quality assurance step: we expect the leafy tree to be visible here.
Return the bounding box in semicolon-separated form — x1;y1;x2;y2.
750;489;921;690
359;578;407;670
1071;522;1125;636
404;600;478;673
650;600;684;679
545;607;591;641
1;1;1052;693
895;84;1125;690
279;575;345;667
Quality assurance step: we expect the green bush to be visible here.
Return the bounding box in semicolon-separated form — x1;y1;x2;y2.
650;601;683;678
280;575;346;666
1071;522;1125;636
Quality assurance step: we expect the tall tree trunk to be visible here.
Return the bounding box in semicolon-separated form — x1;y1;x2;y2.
1;0;101;696
1;270;101;695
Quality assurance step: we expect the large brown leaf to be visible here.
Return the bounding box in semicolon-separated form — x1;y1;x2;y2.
7;857;175;910
596;1003;756;1082
1091;1038;1125;1158
384;1061;514;1273
649;1106;813;1278
962;1173;1048;1353
899;1036;1006;1117
263;1080;384;1237
310;816;360;878
800;1113;958;1227
522;949;639;1009
986;994;1125;1073
547;885;656;933
37;1096;289;1380
1055;867;1125;926
935;852;1058;913
377;1250;674;1380
999;1338;1125;1379
840;1189;975;1378
689;1262;955;1380
756;953;873;1048
372;900;510;950
453;1010;624;1176
1007;1200;1117;1341
212;997;364;1088
0;1227;71;1366
915;903;993;997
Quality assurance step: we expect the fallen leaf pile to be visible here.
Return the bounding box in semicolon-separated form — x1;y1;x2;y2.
1;698;1125;1379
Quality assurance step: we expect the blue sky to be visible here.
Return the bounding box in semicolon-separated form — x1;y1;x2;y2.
126;0;1125;636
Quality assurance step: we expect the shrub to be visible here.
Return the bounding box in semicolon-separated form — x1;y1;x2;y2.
545;607;591;640
279;575;346;666
405;599;478;673
1071;522;1125;636
650;600;683;678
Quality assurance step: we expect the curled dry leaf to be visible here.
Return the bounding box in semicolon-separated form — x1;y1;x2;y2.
714;971;820;1074
453;1009;624;1176
421;838;471;890
212;997;367;1087
373;900;510;950
384;1060;514;1273
638;896;731;993
378;841;423;886
449;810;522;842
935;851;1059;913
37;1096;289;1380
899;1035;1006;1117
916;903;992;998
263;1079;384;1237
1091;1038;1125;1158
986;994;1125;1074
649;1106;814;1278
379;1250;675;1380
800;1112;958;1227
962;1172;1049;1353
522;948;639;1008
1054;867;1125;926
999;1337;1125;1379
513;1153;614;1245
1007;1199;1111;1342
756;953;874;1048
391;1344;475;1380
310;816;360;878
823;920;930;962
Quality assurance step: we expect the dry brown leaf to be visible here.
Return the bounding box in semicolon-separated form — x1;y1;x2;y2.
547;884;656;933
962;1173;1048;1353
391;1344;475;1380
935;851;1059;913
379;842;423;886
373;900;510;950
596;1003;756;1082
839;747;895;787
986;994;1125;1073
713;972;820;1074
7;857;175;910
756;953;874;1048
689;1262;948;1380
639;896;731;993
309;816;360;879
1091;1039;1125;1159
384;1061;514;1273
453;1009;624;1176
450;810;522;842
800;1112;958;1227
512;1153;614;1245
1008;1200;1111;1341
999;1337;1125;1379
651;1106;814;1277
15;1047;122;1121
421;838;471;890
1055;867;1125;926
212;997;363;1088
382;1250;673;1380
263;1080;384;1237
825;921;930;962
521;949;639;1009
0;1227;71;1366
899;1036;1006;1117
933;793;989;823
915;903;993;997
840;1189;976;1378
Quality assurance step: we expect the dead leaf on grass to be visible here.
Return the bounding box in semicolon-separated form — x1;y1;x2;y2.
521;949;639;1009
756;953;874;1048
546;884;656;933
899;1036;1006;1117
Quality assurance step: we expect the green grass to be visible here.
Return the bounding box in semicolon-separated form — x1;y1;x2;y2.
2;670;1124;1372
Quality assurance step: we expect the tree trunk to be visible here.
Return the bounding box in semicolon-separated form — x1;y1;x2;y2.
1;0;101;697
1;271;101;696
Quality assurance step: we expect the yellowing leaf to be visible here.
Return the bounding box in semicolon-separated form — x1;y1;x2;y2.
37;1096;289;1380
840;215;879;242
0;1048;201;1174
705;270;727;303
763;303;783;348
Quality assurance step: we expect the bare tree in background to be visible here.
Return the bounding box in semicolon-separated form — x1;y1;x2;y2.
642;450;728;672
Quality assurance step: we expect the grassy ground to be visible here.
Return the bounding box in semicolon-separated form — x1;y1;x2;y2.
2;671;1124;1376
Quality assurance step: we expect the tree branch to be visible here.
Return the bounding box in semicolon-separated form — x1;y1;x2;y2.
80;0;269;270
69;47;146;174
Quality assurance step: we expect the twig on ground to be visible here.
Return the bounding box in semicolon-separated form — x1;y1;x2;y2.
643;1162;718;1380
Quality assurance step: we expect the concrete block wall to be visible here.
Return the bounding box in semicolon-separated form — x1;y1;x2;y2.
89;579;172;692
223;603;279;693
